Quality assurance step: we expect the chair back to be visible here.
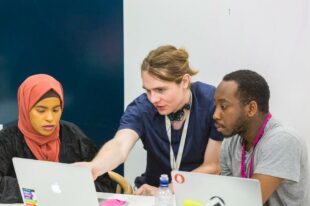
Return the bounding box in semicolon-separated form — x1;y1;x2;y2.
108;171;133;194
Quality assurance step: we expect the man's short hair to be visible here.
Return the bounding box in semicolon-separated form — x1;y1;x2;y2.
223;70;270;113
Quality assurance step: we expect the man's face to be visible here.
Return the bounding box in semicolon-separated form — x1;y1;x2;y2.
29;97;62;136
142;71;189;115
213;80;248;137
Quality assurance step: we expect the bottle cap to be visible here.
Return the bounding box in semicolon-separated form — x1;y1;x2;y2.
159;174;169;187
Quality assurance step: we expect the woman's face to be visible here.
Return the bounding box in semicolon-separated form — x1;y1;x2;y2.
29;97;62;136
142;71;190;115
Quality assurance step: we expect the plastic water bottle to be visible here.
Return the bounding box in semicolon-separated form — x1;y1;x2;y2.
154;174;173;206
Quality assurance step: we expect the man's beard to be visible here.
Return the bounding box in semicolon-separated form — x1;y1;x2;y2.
224;114;248;138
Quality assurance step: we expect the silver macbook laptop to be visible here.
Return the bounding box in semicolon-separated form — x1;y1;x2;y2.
172;170;262;206
13;157;101;206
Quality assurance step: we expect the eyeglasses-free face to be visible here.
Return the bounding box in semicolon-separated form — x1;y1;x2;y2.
29;97;62;136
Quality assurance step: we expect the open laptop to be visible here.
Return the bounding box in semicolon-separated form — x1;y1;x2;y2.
171;170;262;206
13;157;102;206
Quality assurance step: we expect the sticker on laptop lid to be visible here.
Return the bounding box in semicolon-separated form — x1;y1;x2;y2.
174;173;185;184
22;188;38;206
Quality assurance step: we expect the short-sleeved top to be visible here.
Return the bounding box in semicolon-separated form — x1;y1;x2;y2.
220;117;309;206
119;81;223;186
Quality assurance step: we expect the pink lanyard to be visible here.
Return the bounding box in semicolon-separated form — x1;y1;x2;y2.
240;113;272;178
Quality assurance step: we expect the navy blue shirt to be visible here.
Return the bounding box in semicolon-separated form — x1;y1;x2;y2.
119;82;223;186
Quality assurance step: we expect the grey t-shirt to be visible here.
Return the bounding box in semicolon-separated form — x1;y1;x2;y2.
220;117;309;206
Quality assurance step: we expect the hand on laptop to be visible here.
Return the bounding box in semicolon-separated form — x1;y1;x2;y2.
134;184;158;196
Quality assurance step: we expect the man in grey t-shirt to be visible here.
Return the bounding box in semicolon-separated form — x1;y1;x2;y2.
213;70;309;206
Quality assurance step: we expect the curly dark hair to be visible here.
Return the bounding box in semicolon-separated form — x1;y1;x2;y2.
223;70;270;113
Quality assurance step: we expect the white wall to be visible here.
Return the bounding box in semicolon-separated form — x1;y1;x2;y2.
124;0;310;185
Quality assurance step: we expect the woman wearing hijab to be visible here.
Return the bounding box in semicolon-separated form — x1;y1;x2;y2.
0;74;113;203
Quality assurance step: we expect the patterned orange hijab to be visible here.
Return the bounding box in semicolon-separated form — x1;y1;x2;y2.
17;74;64;162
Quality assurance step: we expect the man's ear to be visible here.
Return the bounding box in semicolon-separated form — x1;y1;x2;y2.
246;100;258;117
181;74;191;89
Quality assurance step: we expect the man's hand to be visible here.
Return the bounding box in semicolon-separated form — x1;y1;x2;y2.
133;184;159;196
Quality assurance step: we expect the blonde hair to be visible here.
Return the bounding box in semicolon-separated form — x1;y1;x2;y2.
141;45;198;83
